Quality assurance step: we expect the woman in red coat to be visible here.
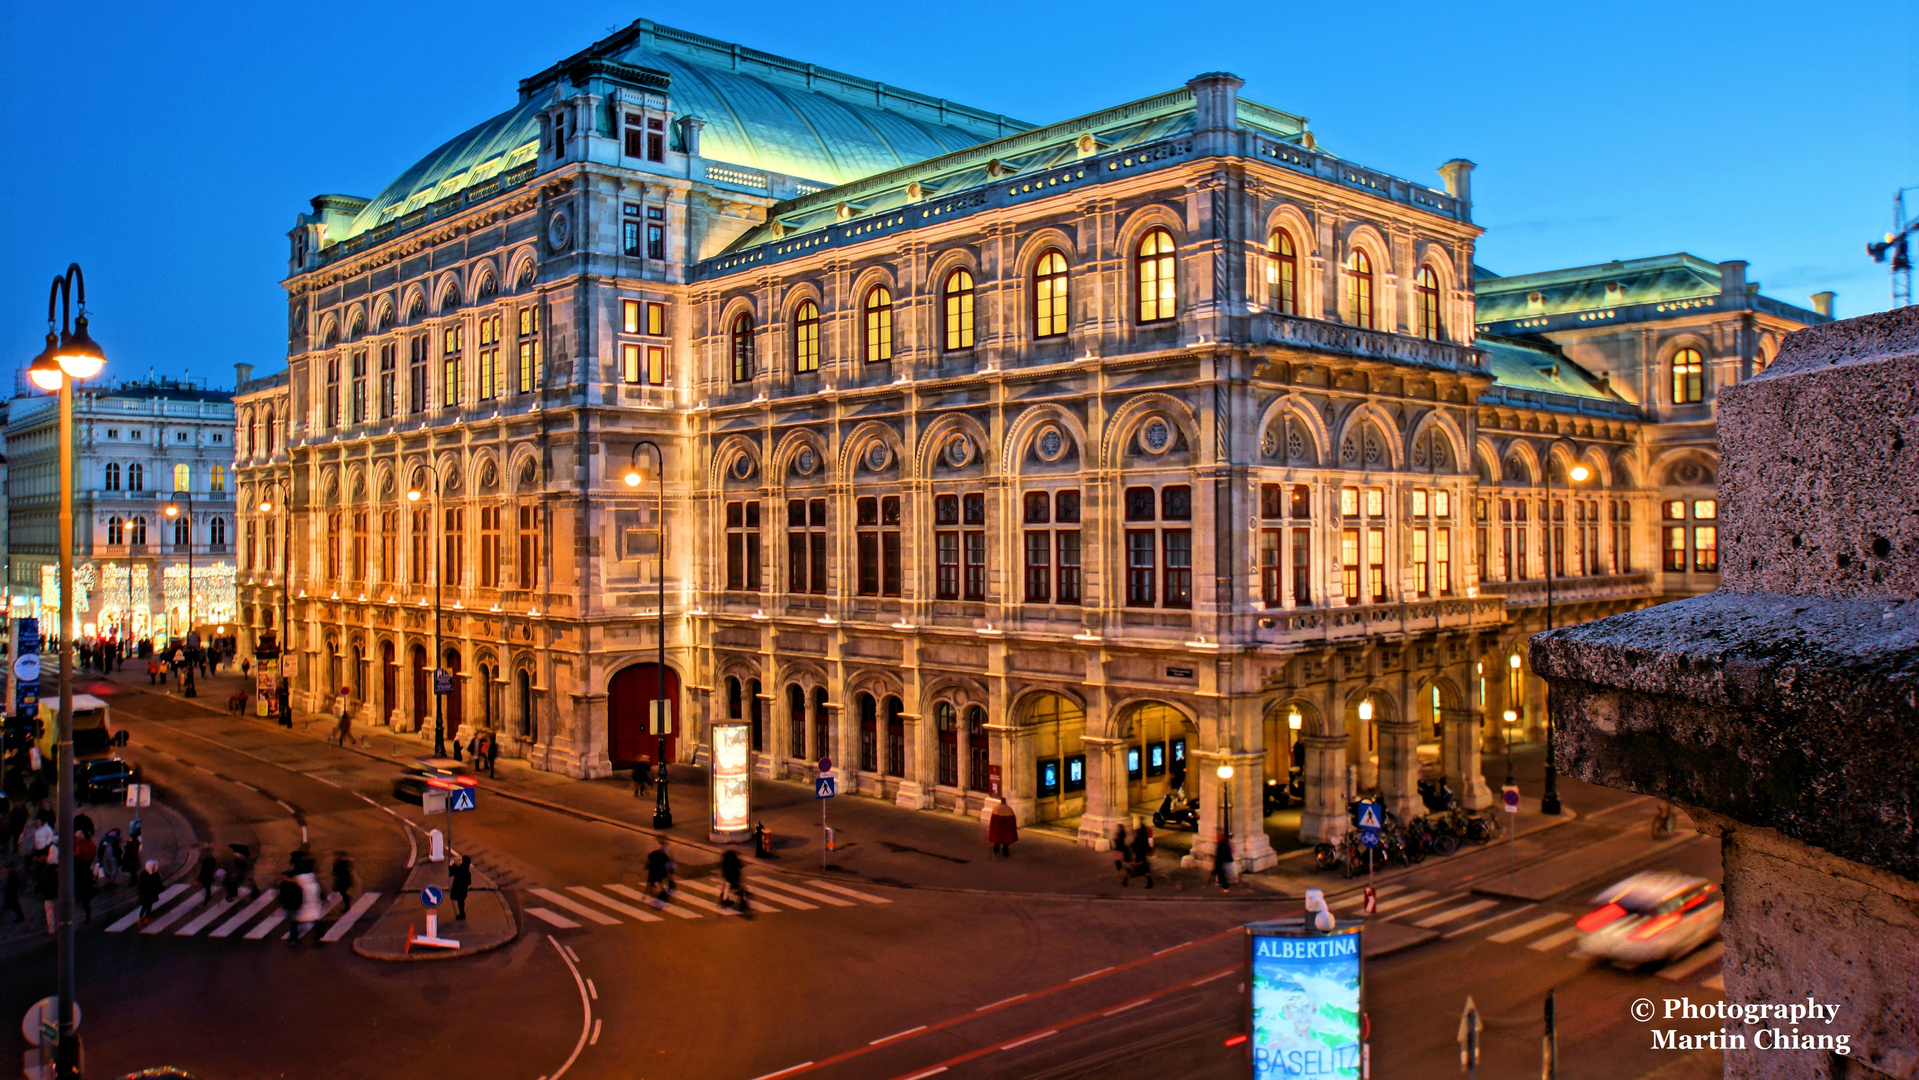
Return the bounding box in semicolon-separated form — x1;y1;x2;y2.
987;798;1019;857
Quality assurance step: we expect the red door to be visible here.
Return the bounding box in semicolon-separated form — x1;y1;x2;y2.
610;663;679;768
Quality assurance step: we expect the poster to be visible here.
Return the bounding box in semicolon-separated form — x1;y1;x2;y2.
711;722;750;835
1248;923;1363;1078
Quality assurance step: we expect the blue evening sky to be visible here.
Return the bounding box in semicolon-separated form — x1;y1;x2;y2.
3;1;1911;389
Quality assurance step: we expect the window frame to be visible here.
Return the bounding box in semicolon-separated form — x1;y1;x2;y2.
793;301;821;374
1415;265;1443;341
1671;347;1705;404
943;269;975;352
1346;249;1375;329
863;286;894;364
1267;228;1297;315
1034;250;1069;338
1134;228;1177;325
730;313;755;383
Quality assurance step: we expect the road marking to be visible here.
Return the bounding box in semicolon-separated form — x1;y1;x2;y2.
869;1025;927;1045
977;994;1026;1011
586;979;597;1001
748;1064;814;1080
902;1069;946;1080
1071;966;1115;982
1153;941;1193;955
750;877;853;907
106;884;188;932
275;800;296;814
1701;974;1724;991
1382;893;1459;920
1415;899;1498;928
175;897;239;936
602;883;702;920
724;879;817;910
1366;889;1434;913
527;889;621;926
140;892;206;934
589;1019;602;1046
1000;1030;1057;1051
1529;927;1583;952
545;935;593;1080
1658;941;1726;981
235;782;260;792
1337;884;1407;909
1444;904;1539;940
1103;998;1151;1017
1190;968;1234;987
320;891;384;942
1489;912;1570;944
675;877;797;912
660;885;739;917
245;910;288;940
567;886;663;923
795;878;892;904
527;907;581;929
210;893;278;938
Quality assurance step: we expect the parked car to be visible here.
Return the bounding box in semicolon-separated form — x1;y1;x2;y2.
77;757;138;804
392;758;475;803
1576;870;1723;964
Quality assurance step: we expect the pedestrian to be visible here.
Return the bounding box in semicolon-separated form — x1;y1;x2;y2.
241;657;251;680
1112;823;1129;878
719;849;754;918
198;848;219;902
466;733;480;762
330;851;354;906
450;735;462;762
1213;833;1235;892
1126;826;1155;889
2;860;24;922
75;853;96;922
987;797;1019;858
276;872;303;946
26;813;54;861
146;658;160;685
97;828;121;885
484;734;499;779
631;760;653;797
447;855;472;920
121;835;141;886
644;839;675;901
4;800;24;854
34;850;58;933
333;686;353;746
294;865;323;944
227;847;252;900
136;859;164;926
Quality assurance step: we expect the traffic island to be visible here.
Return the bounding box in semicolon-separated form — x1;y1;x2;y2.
352;856;517;961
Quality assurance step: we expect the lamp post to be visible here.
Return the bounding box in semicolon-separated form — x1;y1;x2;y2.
28;262;107;1080
624;442;672;829
256;479;294;725
1540;462;1590;815
1506;653;1522;786
407;468;450;757
164;490;194;650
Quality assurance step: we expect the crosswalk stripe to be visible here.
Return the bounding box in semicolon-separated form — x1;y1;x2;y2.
1367;889;1434;913
796;878;893;905
1336;884;1407;910
752;877;853;908
175;897;239;936
1529;927;1583;952
528;888;621;925
568;886;663;923
1415;899;1498;928
107;884;189;932
526;906;581;929
723;879;816;910
602;883;702;919
209;893;278;938
1658;941;1725;981
1382;893;1455;919
1489;913;1570;944
1443;904;1538;940
320;892;384;942
245;910;288;940
662;883;740;917
141;892;206;934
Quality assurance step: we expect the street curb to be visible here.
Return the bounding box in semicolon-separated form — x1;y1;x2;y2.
0;798;204;964
351;863;519;962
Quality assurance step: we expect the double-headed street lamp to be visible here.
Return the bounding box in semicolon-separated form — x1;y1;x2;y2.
27;262;107;1080
164;490;194;649
256;478;294;725
623;441;673;829
1540;461;1591;815
407;466;452;757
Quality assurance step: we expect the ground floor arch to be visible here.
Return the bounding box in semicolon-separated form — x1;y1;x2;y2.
609;663;680;768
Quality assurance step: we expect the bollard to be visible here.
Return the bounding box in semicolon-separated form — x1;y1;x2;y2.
428;828;445;862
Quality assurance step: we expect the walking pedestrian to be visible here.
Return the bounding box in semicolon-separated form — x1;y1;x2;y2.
34;851;57;933
1126;827;1155;889
241;657;251;680
294;866;323;944
484;734;499;779
98;828;121;885
75;853;96;922
276;872;303;946
329;851;354;906
448;855;472;920
719;849;755;918
136;860;164;926
197;848;219;902
987;797;1019;858
1112;823;1129;878
1213;833;1235;892
333;686;353;747
631;760;653;797
146;658;160;685
227;846;253;900
644;840;676;901
4;800;24;854
121;835;141;886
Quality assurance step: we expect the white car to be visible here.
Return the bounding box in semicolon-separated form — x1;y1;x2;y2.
1575;871;1722;964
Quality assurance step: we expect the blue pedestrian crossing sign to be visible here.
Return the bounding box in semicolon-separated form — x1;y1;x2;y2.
1356;801;1384;830
815;774;837;799
421;886;442;907
449;786;476;812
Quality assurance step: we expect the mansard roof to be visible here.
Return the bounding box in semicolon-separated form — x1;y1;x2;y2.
1477;333;1640;419
1473;252;1828;330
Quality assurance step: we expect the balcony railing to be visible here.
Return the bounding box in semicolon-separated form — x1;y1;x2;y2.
1477;573;1656;607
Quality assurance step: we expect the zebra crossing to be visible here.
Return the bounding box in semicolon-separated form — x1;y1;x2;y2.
1334;883;1724;988
101;883;384;944
521;873;892;931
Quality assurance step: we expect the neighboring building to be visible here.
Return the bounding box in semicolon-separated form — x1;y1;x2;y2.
235;20;1829;866
6;377;238;643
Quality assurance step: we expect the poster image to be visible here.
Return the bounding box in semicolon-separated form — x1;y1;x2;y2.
1249;925;1363;1078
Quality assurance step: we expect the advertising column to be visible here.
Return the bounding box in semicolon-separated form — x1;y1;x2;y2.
1247;922;1364;1079
710;721;751;843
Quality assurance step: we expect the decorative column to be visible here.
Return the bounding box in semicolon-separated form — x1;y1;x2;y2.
1298;732;1350;843
894;709;931;810
1074;736;1129;849
1442;708;1493;810
1376;717;1422;823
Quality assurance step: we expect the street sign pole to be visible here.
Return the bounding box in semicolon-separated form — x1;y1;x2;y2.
1543;989;1558;1080
815;757;834;870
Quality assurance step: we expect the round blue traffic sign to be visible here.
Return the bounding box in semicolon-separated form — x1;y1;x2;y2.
420;886;442;907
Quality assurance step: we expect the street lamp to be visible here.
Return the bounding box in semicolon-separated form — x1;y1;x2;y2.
257;479;294;726
1541;461;1590;815
1217;762;1236;872
627;442;672;829
27;261;106;1079
408;467;452;757
165;490;195;652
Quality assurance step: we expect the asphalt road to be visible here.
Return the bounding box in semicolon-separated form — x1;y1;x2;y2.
4;680;1727;1080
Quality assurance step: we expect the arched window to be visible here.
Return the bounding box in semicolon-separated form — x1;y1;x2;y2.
965;705;989;791
793;301;820;374
1034;250;1069;338
210;465;227;492
210;517;227;545
1267;229;1297;314
128;463;145;491
107;516;123;545
517;668;534;738
934;701;959;787
1135;228;1176;324
1672;347;1704;404
787;684;807;762
730;313;755;383
173;515;191;547
864;286;893;363
943;269;975;351
130;516;147;545
104;463;120;491
173;463;190;492
1345;249;1374;329
264;407;276;454
246;412;258;456
1415;265;1442;341
858;692;878;771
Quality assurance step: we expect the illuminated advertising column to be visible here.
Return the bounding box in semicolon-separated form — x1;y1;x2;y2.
710;721;751;843
1247;922;1363;1079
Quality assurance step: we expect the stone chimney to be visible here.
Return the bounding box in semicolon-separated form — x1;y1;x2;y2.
1810;290;1836;317
1717;259;1748;296
1436;159;1475;202
1185;72;1243;134
235;363;254;389
1534;306;1919;1079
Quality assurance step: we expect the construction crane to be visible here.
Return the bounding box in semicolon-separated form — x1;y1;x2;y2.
1866;188;1917;308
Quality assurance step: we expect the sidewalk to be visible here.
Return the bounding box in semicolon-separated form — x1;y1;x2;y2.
0;798;200;959
352;855;516;961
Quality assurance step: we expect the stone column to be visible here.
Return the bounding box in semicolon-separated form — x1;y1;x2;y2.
1442;709;1493;810
1297;733;1350;843
1191;749;1278;872
894;711;931;810
1375;718;1421;823
1075;736;1129;850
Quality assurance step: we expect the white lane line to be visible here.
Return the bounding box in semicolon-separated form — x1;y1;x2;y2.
320;891;384;942
1489;912;1570;944
903;1068;948;1080
586;979;598;1001
869;1025;927;1046
545;935;594;1080
568;886;663;923
978;994;1027;1011
589;1019;602;1046
1443;903;1539;940
191;765;215;776
601;883;701;920
1000;1030;1058;1051
210;892;277;938
1192;969;1235;987
1103;998;1151;1017
1071;966;1115;982
275;800;297;814
301;826;308;845
1701;974;1725;991
564;944;579;963
235;782;260;793
1658;941;1726;981
1529;927;1583;952
175;897;239;936
747;1064;813;1080
106;884;189;932
1415;899;1498;928
1153;941;1193;955
140;892;206;934
750;877;852;908
526;907;581;930
794;878;892;904
527;889;620;926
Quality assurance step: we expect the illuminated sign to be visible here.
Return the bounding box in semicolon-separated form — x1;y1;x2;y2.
711;722;751;836
1248;923;1363;1079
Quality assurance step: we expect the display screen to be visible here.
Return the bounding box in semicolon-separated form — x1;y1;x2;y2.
1127;747;1142;779
1064;754;1086;793
1147;741;1166;777
1248;925;1362;1079
1038;758;1060;796
712;723;751;832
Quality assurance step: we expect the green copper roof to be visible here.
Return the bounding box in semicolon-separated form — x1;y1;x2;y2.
1473;253;1726;323
1478;334;1621;404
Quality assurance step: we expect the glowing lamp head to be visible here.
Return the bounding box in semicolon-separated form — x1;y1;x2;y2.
258;501;272;513
407;489;421;502
1503;709;1519;724
1510;654;1523;670
1287;707;1303;731
1357;699;1373;722
53;313;107;379
624;470;643;487
27;348;64;391
164;504;180;518
1570;465;1591;483
1216;764;1234;781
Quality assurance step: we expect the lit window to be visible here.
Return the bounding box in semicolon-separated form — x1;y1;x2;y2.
793;301;821;373
864;287;893;363
1034;251;1069;338
1267;228;1297;314
1135;228;1176;323
1672;347;1704;404
731;313;755;383
173;464;190;491
943;269;975;351
1692;499;1717;520
1346;249;1374;328
1663;526;1687;572
1663;500;1686;520
1693;526;1718;572
1415;265;1442;340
